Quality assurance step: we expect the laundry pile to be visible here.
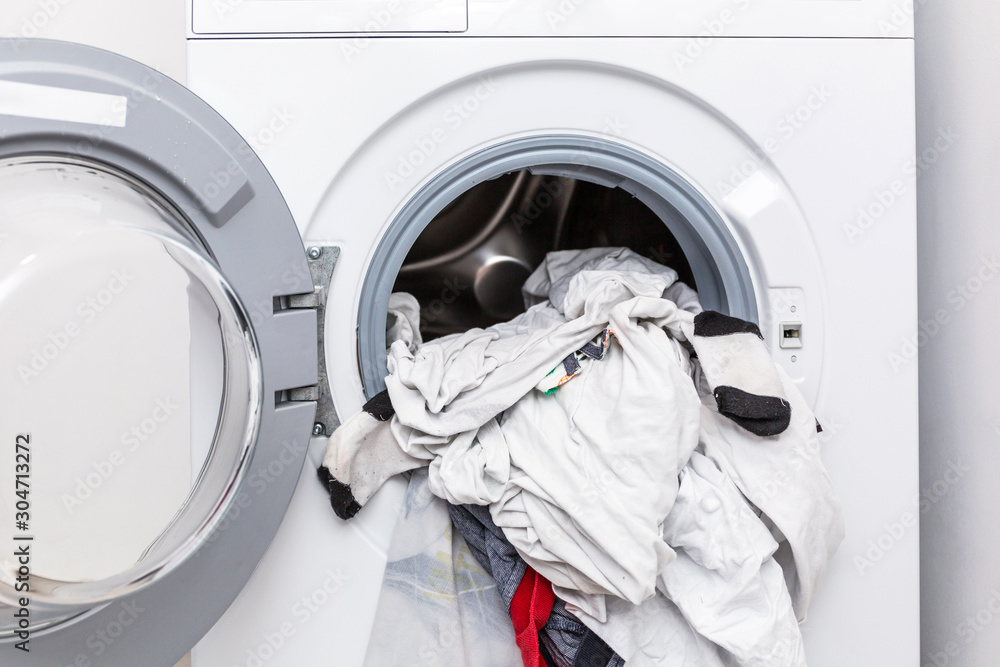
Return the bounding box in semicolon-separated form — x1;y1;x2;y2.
319;247;844;666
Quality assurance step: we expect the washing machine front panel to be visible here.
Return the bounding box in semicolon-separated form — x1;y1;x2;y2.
188;35;917;667
191;0;468;35
189;0;914;38
0;39;318;665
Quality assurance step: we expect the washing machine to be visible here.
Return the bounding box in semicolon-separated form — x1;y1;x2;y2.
0;1;917;665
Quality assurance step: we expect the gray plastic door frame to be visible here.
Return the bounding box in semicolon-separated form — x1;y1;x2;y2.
0;39;318;666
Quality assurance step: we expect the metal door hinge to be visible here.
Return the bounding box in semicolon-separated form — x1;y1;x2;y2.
285;244;340;437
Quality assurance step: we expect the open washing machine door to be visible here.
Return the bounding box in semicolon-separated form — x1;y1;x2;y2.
179;33;910;666
0;37;835;665
0;39;320;665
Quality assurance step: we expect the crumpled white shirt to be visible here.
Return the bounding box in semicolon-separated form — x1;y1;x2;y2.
384;249;703;606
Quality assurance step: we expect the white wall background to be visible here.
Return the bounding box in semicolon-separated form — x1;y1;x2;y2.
0;0;185;82
915;1;1000;665
2;0;998;665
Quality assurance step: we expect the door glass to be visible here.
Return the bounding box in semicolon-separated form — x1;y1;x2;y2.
0;157;243;600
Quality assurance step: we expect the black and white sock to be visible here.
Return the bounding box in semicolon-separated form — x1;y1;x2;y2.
318;390;424;519
684;311;791;437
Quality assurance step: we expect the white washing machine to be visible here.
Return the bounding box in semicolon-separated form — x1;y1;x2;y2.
0;1;918;665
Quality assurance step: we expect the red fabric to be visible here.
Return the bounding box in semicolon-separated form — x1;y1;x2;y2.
509;566;556;667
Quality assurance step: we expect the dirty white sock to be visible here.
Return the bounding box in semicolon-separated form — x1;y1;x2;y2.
318;390;426;519
683;311;791;437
